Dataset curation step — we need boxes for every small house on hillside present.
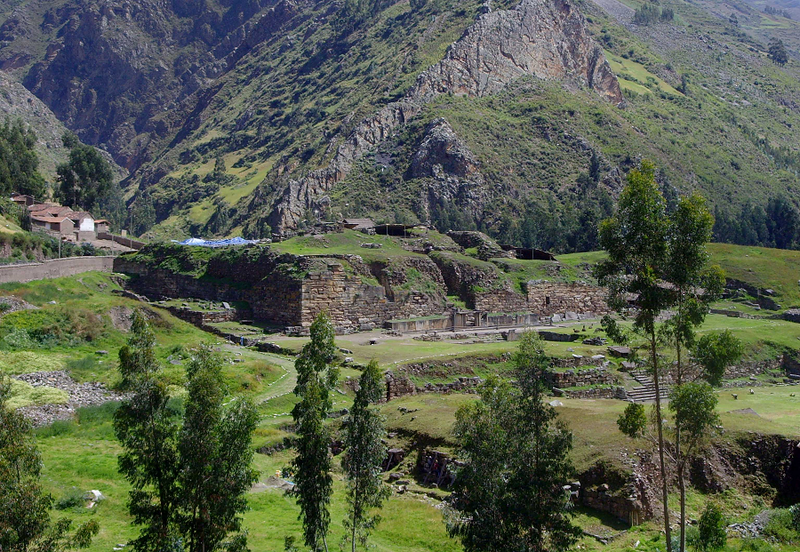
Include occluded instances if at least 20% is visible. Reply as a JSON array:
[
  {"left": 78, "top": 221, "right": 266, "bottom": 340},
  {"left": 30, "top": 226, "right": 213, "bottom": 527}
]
[
  {"left": 67, "top": 212, "right": 95, "bottom": 240},
  {"left": 10, "top": 193, "right": 35, "bottom": 207},
  {"left": 30, "top": 214, "right": 74, "bottom": 237}
]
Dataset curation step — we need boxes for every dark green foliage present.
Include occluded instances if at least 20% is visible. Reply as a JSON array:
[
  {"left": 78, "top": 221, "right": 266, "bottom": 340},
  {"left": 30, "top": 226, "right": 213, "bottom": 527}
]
[
  {"left": 342, "top": 360, "right": 390, "bottom": 552},
  {"left": 178, "top": 346, "right": 259, "bottom": 552},
  {"left": 114, "top": 312, "right": 182, "bottom": 552},
  {"left": 617, "top": 402, "right": 647, "bottom": 438},
  {"left": 54, "top": 487, "right": 86, "bottom": 511},
  {"left": 292, "top": 312, "right": 339, "bottom": 552},
  {"left": 597, "top": 160, "right": 674, "bottom": 551},
  {"left": 669, "top": 382, "right": 720, "bottom": 452},
  {"left": 447, "top": 332, "right": 580, "bottom": 552},
  {"left": 768, "top": 38, "right": 788, "bottom": 66},
  {"left": 633, "top": 2, "right": 664, "bottom": 25},
  {"left": 764, "top": 507, "right": 800, "bottom": 543},
  {"left": 0, "top": 119, "right": 47, "bottom": 199},
  {"left": 716, "top": 197, "right": 800, "bottom": 250},
  {"left": 601, "top": 314, "right": 629, "bottom": 345},
  {"left": 0, "top": 378, "right": 52, "bottom": 552},
  {"left": 55, "top": 132, "right": 115, "bottom": 213},
  {"left": 693, "top": 330, "right": 744, "bottom": 386},
  {"left": 695, "top": 503, "right": 726, "bottom": 551},
  {"left": 115, "top": 314, "right": 258, "bottom": 552}
]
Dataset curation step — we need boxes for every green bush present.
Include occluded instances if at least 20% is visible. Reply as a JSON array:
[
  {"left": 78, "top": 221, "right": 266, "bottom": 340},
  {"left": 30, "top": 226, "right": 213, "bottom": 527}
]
[
  {"left": 696, "top": 502, "right": 726, "bottom": 550},
  {"left": 55, "top": 487, "right": 85, "bottom": 511},
  {"left": 764, "top": 508, "right": 800, "bottom": 543}
]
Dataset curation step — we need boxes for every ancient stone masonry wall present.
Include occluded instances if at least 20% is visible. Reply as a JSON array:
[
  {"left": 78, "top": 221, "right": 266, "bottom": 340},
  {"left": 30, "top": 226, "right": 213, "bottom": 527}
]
[
  {"left": 548, "top": 366, "right": 618, "bottom": 388},
  {"left": 300, "top": 259, "right": 445, "bottom": 331},
  {"left": 113, "top": 256, "right": 304, "bottom": 326},
  {"left": 724, "top": 358, "right": 783, "bottom": 380}
]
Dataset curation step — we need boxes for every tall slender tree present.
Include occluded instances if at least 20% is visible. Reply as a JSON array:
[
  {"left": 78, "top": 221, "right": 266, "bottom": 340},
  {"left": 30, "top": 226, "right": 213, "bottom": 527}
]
[
  {"left": 292, "top": 313, "right": 339, "bottom": 552},
  {"left": 661, "top": 192, "right": 723, "bottom": 552},
  {"left": 115, "top": 314, "right": 258, "bottom": 552},
  {"left": 178, "top": 346, "right": 259, "bottom": 552},
  {"left": 341, "top": 360, "right": 390, "bottom": 552},
  {"left": 1, "top": 377, "right": 99, "bottom": 552},
  {"left": 114, "top": 312, "right": 182, "bottom": 552},
  {"left": 597, "top": 161, "right": 675, "bottom": 552}
]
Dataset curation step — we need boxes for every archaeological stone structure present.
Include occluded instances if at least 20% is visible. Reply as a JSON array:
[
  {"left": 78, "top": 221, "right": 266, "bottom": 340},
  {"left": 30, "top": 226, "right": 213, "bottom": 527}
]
[{"left": 113, "top": 239, "right": 609, "bottom": 333}]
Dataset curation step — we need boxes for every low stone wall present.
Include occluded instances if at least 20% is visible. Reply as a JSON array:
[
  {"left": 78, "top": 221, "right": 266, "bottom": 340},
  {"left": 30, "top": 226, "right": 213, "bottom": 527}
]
[
  {"left": 0, "top": 256, "right": 114, "bottom": 283},
  {"left": 97, "top": 232, "right": 145, "bottom": 250},
  {"left": 551, "top": 356, "right": 607, "bottom": 369},
  {"left": 386, "top": 316, "right": 450, "bottom": 332},
  {"left": 548, "top": 367, "right": 617, "bottom": 388},
  {"left": 724, "top": 358, "right": 783, "bottom": 380},
  {"left": 166, "top": 306, "right": 244, "bottom": 326},
  {"left": 561, "top": 386, "right": 627, "bottom": 400},
  {"left": 384, "top": 370, "right": 482, "bottom": 401}
]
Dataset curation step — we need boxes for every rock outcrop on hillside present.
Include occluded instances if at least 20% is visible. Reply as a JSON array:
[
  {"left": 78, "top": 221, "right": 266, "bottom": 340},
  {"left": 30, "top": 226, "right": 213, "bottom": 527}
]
[
  {"left": 413, "top": 0, "right": 623, "bottom": 103},
  {"left": 261, "top": 0, "right": 622, "bottom": 233}
]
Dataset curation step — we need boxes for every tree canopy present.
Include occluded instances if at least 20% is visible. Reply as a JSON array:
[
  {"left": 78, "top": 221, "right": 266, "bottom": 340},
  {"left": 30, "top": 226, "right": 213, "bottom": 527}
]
[{"left": 0, "top": 119, "right": 47, "bottom": 199}]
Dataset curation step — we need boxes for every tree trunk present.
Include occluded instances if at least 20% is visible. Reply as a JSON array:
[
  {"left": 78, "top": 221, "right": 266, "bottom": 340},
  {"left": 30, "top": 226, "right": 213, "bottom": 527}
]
[
  {"left": 679, "top": 462, "right": 686, "bottom": 552},
  {"left": 651, "top": 328, "right": 672, "bottom": 552}
]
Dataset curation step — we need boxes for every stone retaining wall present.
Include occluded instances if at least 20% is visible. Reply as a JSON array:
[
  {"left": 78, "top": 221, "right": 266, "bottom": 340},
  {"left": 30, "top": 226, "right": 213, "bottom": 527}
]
[
  {"left": 562, "top": 386, "right": 627, "bottom": 400},
  {"left": 548, "top": 367, "right": 618, "bottom": 388},
  {"left": 0, "top": 256, "right": 114, "bottom": 283},
  {"left": 724, "top": 358, "right": 783, "bottom": 379}
]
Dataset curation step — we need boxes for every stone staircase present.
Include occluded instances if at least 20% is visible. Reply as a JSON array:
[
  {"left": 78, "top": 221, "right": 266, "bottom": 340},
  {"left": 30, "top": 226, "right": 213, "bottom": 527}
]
[{"left": 625, "top": 370, "right": 670, "bottom": 403}]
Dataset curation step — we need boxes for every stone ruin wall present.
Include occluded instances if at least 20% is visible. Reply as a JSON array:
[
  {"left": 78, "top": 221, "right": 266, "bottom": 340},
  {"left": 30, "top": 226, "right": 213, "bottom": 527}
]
[
  {"left": 113, "top": 257, "right": 303, "bottom": 326},
  {"left": 115, "top": 252, "right": 609, "bottom": 332},
  {"left": 300, "top": 260, "right": 444, "bottom": 331},
  {"left": 472, "top": 281, "right": 608, "bottom": 320}
]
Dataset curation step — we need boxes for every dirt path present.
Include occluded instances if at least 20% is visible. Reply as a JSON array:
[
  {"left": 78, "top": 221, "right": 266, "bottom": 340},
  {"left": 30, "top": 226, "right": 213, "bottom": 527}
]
[
  {"left": 252, "top": 352, "right": 297, "bottom": 405},
  {"left": 589, "top": 0, "right": 634, "bottom": 24}
]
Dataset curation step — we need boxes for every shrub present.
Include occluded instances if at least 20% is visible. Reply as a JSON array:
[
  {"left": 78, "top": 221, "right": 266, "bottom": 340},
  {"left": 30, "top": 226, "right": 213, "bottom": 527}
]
[
  {"left": 55, "top": 487, "right": 85, "bottom": 511},
  {"left": 697, "top": 502, "right": 726, "bottom": 550},
  {"left": 765, "top": 508, "right": 800, "bottom": 543}
]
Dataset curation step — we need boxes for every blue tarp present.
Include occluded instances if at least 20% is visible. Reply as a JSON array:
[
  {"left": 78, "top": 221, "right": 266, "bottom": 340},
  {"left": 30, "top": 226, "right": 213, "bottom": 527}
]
[{"left": 173, "top": 237, "right": 259, "bottom": 248}]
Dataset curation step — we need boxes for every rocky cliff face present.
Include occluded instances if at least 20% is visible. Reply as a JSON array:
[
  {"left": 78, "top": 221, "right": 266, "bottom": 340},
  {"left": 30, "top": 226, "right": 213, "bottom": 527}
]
[
  {"left": 2, "top": 0, "right": 301, "bottom": 170},
  {"left": 257, "top": 0, "right": 621, "bottom": 233},
  {"left": 413, "top": 0, "right": 622, "bottom": 103}
]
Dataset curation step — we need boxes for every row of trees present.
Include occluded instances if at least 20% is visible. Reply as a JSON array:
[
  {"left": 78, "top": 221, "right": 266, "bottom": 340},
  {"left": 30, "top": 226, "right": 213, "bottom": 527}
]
[
  {"left": 713, "top": 196, "right": 800, "bottom": 250},
  {"left": 289, "top": 314, "right": 390, "bottom": 552}
]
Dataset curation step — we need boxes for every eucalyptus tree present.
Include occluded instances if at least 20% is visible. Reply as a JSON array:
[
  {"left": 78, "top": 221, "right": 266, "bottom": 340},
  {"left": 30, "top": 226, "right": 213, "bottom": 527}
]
[
  {"left": 341, "top": 360, "right": 389, "bottom": 552},
  {"left": 597, "top": 161, "right": 675, "bottom": 551},
  {"left": 292, "top": 313, "right": 339, "bottom": 552}
]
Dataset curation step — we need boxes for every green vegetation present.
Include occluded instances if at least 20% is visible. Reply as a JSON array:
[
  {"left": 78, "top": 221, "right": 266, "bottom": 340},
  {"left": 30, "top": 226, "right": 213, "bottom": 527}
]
[
  {"left": 0, "top": 378, "right": 100, "bottom": 552},
  {"left": 0, "top": 118, "right": 47, "bottom": 199}
]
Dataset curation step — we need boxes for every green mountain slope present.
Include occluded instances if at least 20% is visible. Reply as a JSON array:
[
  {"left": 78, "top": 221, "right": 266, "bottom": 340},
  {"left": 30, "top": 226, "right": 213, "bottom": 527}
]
[{"left": 0, "top": 0, "right": 799, "bottom": 246}]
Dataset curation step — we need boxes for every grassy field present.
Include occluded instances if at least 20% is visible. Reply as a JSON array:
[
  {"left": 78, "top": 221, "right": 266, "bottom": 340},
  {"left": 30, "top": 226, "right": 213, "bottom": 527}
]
[{"left": 708, "top": 243, "right": 800, "bottom": 309}]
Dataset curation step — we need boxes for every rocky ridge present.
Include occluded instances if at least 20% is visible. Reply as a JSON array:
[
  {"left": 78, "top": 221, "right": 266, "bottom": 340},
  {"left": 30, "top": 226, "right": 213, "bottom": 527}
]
[{"left": 262, "top": 0, "right": 622, "bottom": 233}]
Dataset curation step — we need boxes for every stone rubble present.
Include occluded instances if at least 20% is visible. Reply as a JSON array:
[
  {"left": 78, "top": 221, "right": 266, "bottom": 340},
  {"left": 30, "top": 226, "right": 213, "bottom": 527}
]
[{"left": 13, "top": 371, "right": 126, "bottom": 427}]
